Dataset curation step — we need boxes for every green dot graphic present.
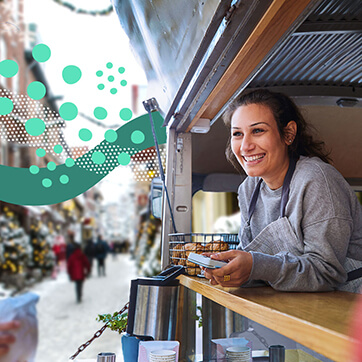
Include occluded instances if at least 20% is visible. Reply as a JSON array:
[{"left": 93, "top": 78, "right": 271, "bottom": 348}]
[
  {"left": 92, "top": 151, "right": 106, "bottom": 165},
  {"left": 47, "top": 161, "right": 56, "bottom": 171},
  {"left": 106, "top": 62, "right": 113, "bottom": 69},
  {"left": 59, "top": 102, "right": 78, "bottom": 121},
  {"left": 110, "top": 88, "right": 117, "bottom": 95},
  {"left": 0, "top": 97, "right": 14, "bottom": 115},
  {"left": 105, "top": 129, "right": 118, "bottom": 143},
  {"left": 79, "top": 128, "right": 92, "bottom": 141},
  {"left": 131, "top": 130, "right": 145, "bottom": 144},
  {"left": 32, "top": 44, "right": 51, "bottom": 62},
  {"left": 42, "top": 178, "right": 52, "bottom": 188},
  {"left": 25, "top": 118, "right": 45, "bottom": 136},
  {"left": 96, "top": 70, "right": 103, "bottom": 77},
  {"left": 118, "top": 67, "right": 125, "bottom": 74},
  {"left": 98, "top": 84, "right": 105, "bottom": 90},
  {"left": 120, "top": 80, "right": 127, "bottom": 87},
  {"left": 29, "top": 165, "right": 39, "bottom": 175},
  {"left": 0, "top": 112, "right": 167, "bottom": 205},
  {"left": 108, "top": 75, "right": 114, "bottom": 82},
  {"left": 36, "top": 148, "right": 46, "bottom": 157},
  {"left": 59, "top": 175, "right": 69, "bottom": 184},
  {"left": 0, "top": 59, "right": 19, "bottom": 78},
  {"left": 118, "top": 152, "right": 131, "bottom": 166},
  {"left": 94, "top": 107, "right": 107, "bottom": 120},
  {"left": 65, "top": 158, "right": 75, "bottom": 167},
  {"left": 54, "top": 144, "right": 63, "bottom": 154},
  {"left": 27, "top": 81, "right": 46, "bottom": 100},
  {"left": 62, "top": 65, "right": 82, "bottom": 84},
  {"left": 119, "top": 108, "right": 132, "bottom": 121}
]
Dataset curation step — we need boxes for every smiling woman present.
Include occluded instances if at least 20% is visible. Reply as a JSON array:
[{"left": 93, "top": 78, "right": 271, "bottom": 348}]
[
  {"left": 223, "top": 89, "right": 331, "bottom": 174},
  {"left": 203, "top": 89, "right": 362, "bottom": 294},
  {"left": 229, "top": 103, "right": 295, "bottom": 190}
]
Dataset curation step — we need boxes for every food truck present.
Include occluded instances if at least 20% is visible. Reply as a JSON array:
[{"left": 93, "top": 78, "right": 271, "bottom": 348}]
[{"left": 112, "top": 0, "right": 362, "bottom": 361}]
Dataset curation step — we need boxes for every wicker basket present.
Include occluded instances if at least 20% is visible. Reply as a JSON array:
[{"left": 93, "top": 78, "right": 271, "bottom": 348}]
[{"left": 168, "top": 233, "right": 239, "bottom": 276}]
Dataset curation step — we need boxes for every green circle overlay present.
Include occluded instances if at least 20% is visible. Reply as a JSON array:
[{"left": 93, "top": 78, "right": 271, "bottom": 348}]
[
  {"left": 36, "top": 148, "right": 46, "bottom": 157},
  {"left": 0, "top": 97, "right": 14, "bottom": 115},
  {"left": 96, "top": 70, "right": 103, "bottom": 77},
  {"left": 47, "top": 162, "right": 56, "bottom": 171},
  {"left": 79, "top": 128, "right": 92, "bottom": 142},
  {"left": 29, "top": 165, "right": 39, "bottom": 175},
  {"left": 120, "top": 80, "right": 127, "bottom": 87},
  {"left": 27, "top": 81, "right": 46, "bottom": 100},
  {"left": 59, "top": 175, "right": 69, "bottom": 184},
  {"left": 131, "top": 130, "right": 145, "bottom": 144},
  {"left": 32, "top": 44, "right": 51, "bottom": 62},
  {"left": 106, "top": 62, "right": 113, "bottom": 69},
  {"left": 54, "top": 144, "right": 63, "bottom": 154},
  {"left": 119, "top": 108, "right": 132, "bottom": 121},
  {"left": 65, "top": 158, "right": 75, "bottom": 167},
  {"left": 98, "top": 84, "right": 105, "bottom": 90},
  {"left": 118, "top": 67, "right": 125, "bottom": 74},
  {"left": 62, "top": 65, "right": 82, "bottom": 84},
  {"left": 105, "top": 129, "right": 118, "bottom": 143},
  {"left": 118, "top": 152, "right": 131, "bottom": 166},
  {"left": 42, "top": 178, "right": 52, "bottom": 188},
  {"left": 94, "top": 107, "right": 107, "bottom": 120},
  {"left": 92, "top": 151, "right": 106, "bottom": 165},
  {"left": 0, "top": 60, "right": 19, "bottom": 78},
  {"left": 25, "top": 118, "right": 45, "bottom": 136},
  {"left": 110, "top": 88, "right": 117, "bottom": 95},
  {"left": 59, "top": 102, "right": 78, "bottom": 121}
]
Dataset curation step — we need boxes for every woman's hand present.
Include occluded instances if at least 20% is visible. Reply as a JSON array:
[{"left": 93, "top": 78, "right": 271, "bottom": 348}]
[
  {"left": 0, "top": 320, "right": 20, "bottom": 356},
  {"left": 203, "top": 250, "right": 253, "bottom": 287}
]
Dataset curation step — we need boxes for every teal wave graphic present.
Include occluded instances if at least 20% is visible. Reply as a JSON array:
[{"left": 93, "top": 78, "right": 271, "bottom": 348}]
[{"left": 0, "top": 112, "right": 166, "bottom": 205}]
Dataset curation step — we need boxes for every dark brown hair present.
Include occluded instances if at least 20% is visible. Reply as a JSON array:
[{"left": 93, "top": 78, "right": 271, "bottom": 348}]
[{"left": 223, "top": 89, "right": 331, "bottom": 171}]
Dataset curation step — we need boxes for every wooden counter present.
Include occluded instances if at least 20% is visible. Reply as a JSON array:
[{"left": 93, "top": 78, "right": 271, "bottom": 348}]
[{"left": 178, "top": 275, "right": 358, "bottom": 362}]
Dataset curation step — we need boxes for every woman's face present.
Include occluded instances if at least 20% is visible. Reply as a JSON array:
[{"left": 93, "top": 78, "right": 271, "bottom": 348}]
[{"left": 230, "top": 103, "right": 290, "bottom": 189}]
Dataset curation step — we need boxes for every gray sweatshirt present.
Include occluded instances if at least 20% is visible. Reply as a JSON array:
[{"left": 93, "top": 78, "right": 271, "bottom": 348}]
[{"left": 237, "top": 156, "right": 362, "bottom": 293}]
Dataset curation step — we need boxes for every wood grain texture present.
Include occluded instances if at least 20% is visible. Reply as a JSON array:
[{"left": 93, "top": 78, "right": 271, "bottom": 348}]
[
  {"left": 178, "top": 275, "right": 358, "bottom": 362},
  {"left": 186, "top": 0, "right": 316, "bottom": 132},
  {"left": 175, "top": 284, "right": 185, "bottom": 342}
]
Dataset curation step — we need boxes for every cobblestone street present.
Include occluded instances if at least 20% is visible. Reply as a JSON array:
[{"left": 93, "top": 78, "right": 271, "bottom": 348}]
[{"left": 31, "top": 254, "right": 137, "bottom": 362}]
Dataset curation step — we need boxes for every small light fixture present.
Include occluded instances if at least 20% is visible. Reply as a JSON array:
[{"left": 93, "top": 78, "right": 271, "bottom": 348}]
[
  {"left": 190, "top": 118, "right": 211, "bottom": 134},
  {"left": 336, "top": 98, "right": 358, "bottom": 108}
]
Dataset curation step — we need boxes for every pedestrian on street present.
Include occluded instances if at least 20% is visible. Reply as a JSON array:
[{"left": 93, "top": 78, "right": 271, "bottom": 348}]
[
  {"left": 83, "top": 238, "right": 96, "bottom": 276},
  {"left": 57, "top": 235, "right": 67, "bottom": 264},
  {"left": 94, "top": 234, "right": 109, "bottom": 277},
  {"left": 66, "top": 230, "right": 76, "bottom": 260},
  {"left": 52, "top": 234, "right": 67, "bottom": 278},
  {"left": 109, "top": 241, "right": 117, "bottom": 260},
  {"left": 67, "top": 241, "right": 90, "bottom": 303}
]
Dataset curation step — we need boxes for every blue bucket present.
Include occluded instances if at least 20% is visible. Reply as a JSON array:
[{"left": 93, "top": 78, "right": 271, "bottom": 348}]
[{"left": 121, "top": 333, "right": 141, "bottom": 362}]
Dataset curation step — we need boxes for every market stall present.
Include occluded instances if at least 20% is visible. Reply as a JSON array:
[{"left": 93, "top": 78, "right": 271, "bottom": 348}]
[{"left": 112, "top": 0, "right": 362, "bottom": 361}]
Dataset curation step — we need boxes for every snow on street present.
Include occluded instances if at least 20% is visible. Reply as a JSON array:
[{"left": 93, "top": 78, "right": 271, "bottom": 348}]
[{"left": 31, "top": 254, "right": 137, "bottom": 361}]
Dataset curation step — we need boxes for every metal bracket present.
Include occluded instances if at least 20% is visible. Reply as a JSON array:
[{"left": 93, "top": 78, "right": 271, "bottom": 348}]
[{"left": 143, "top": 97, "right": 160, "bottom": 113}]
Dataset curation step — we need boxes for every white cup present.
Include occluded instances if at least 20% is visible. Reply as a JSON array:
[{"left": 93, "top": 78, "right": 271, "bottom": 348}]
[
  {"left": 149, "top": 349, "right": 176, "bottom": 362},
  {"left": 226, "top": 346, "right": 251, "bottom": 361}
]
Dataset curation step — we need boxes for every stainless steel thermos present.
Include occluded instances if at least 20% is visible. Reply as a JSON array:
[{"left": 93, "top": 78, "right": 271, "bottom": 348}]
[{"left": 126, "top": 265, "right": 184, "bottom": 340}]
